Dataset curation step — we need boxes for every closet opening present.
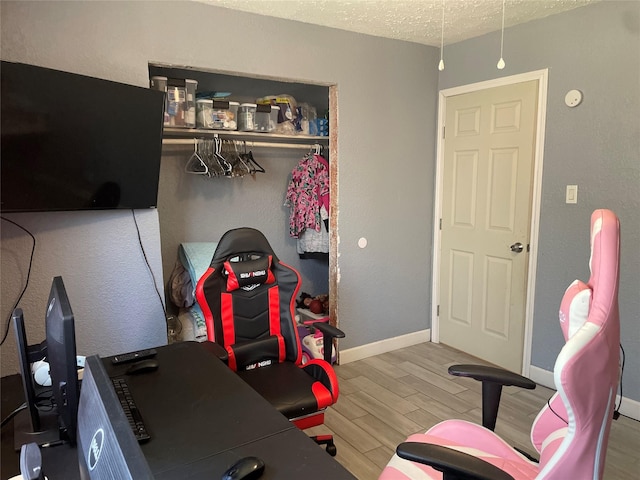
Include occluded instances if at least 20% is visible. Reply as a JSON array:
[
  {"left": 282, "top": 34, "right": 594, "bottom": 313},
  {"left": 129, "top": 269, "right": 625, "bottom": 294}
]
[{"left": 149, "top": 63, "right": 339, "bottom": 354}]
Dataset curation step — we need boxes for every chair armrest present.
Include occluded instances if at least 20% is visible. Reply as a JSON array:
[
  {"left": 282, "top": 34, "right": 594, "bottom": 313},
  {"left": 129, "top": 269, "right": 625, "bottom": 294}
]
[
  {"left": 396, "top": 442, "right": 515, "bottom": 480},
  {"left": 448, "top": 364, "right": 536, "bottom": 389},
  {"left": 203, "top": 341, "right": 229, "bottom": 363},
  {"left": 311, "top": 321, "right": 345, "bottom": 339},
  {"left": 310, "top": 321, "right": 345, "bottom": 364},
  {"left": 448, "top": 364, "right": 536, "bottom": 431}
]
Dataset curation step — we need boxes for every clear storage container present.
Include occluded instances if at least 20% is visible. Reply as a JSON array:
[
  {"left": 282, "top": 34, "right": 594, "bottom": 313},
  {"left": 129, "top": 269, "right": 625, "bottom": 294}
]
[
  {"left": 196, "top": 100, "right": 239, "bottom": 130},
  {"left": 237, "top": 103, "right": 257, "bottom": 132},
  {"left": 255, "top": 105, "right": 280, "bottom": 133},
  {"left": 165, "top": 84, "right": 186, "bottom": 127},
  {"left": 150, "top": 76, "right": 169, "bottom": 125},
  {"left": 184, "top": 79, "right": 197, "bottom": 128},
  {"left": 157, "top": 78, "right": 197, "bottom": 128}
]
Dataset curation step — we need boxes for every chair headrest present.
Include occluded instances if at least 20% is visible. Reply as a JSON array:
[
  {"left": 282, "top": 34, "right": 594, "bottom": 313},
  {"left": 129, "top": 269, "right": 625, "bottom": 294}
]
[
  {"left": 212, "top": 228, "right": 279, "bottom": 264},
  {"left": 558, "top": 209, "right": 619, "bottom": 341},
  {"left": 586, "top": 209, "right": 620, "bottom": 328}
]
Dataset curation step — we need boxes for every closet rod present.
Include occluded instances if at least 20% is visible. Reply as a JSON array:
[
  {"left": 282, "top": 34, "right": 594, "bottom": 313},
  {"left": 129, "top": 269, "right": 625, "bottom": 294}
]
[{"left": 162, "top": 138, "right": 320, "bottom": 150}]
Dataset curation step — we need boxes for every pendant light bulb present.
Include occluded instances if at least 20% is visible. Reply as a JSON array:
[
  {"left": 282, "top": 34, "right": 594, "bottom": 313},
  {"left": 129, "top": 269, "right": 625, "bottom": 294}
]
[
  {"left": 497, "top": 0, "right": 506, "bottom": 70},
  {"left": 438, "top": 0, "right": 445, "bottom": 71}
]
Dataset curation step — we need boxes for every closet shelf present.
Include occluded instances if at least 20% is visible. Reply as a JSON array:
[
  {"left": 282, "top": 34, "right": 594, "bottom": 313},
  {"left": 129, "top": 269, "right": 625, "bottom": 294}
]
[{"left": 163, "top": 127, "right": 329, "bottom": 145}]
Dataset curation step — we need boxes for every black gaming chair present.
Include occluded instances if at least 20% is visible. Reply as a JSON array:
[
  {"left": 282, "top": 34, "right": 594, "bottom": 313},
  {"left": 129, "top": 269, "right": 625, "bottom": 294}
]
[{"left": 195, "top": 227, "right": 344, "bottom": 455}]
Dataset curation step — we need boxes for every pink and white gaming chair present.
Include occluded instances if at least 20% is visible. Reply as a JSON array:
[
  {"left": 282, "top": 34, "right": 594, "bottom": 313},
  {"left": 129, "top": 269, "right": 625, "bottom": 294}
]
[{"left": 380, "top": 209, "right": 621, "bottom": 480}]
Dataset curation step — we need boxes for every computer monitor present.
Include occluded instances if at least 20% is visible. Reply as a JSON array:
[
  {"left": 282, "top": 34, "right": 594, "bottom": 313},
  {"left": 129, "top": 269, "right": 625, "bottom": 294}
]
[
  {"left": 46, "top": 276, "right": 80, "bottom": 444},
  {"left": 77, "top": 356, "right": 153, "bottom": 479},
  {"left": 12, "top": 276, "right": 80, "bottom": 448},
  {"left": 12, "top": 309, "right": 57, "bottom": 448}
]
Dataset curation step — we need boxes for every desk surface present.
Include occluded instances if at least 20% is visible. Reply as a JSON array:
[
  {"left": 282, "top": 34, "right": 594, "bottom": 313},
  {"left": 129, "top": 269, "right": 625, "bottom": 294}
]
[{"left": 2, "top": 341, "right": 355, "bottom": 480}]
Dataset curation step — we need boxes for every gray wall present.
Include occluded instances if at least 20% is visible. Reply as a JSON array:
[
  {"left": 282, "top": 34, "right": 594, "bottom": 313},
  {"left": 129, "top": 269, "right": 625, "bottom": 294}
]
[
  {"left": 0, "top": 210, "right": 167, "bottom": 371},
  {"left": 439, "top": 1, "right": 640, "bottom": 402},
  {"left": 0, "top": 1, "right": 437, "bottom": 372},
  {"left": 158, "top": 145, "right": 330, "bottom": 301}
]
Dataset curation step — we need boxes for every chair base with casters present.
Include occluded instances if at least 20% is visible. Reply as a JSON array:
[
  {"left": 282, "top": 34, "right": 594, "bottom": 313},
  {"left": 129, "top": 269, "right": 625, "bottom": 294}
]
[
  {"left": 235, "top": 356, "right": 341, "bottom": 455},
  {"left": 380, "top": 209, "right": 621, "bottom": 480},
  {"left": 195, "top": 227, "right": 345, "bottom": 456}
]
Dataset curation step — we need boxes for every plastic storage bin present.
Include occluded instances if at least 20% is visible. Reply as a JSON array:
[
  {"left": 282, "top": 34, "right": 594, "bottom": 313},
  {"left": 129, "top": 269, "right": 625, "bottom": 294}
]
[
  {"left": 184, "top": 79, "right": 197, "bottom": 128},
  {"left": 196, "top": 100, "right": 239, "bottom": 130},
  {"left": 156, "top": 78, "right": 198, "bottom": 128},
  {"left": 237, "top": 103, "right": 257, "bottom": 132},
  {"left": 255, "top": 105, "right": 280, "bottom": 133},
  {"left": 150, "top": 76, "right": 170, "bottom": 125},
  {"left": 165, "top": 83, "right": 186, "bottom": 127}
]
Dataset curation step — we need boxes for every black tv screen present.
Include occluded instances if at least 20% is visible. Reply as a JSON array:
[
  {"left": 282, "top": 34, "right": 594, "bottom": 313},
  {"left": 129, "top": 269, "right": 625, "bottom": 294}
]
[{"left": 1, "top": 61, "right": 165, "bottom": 212}]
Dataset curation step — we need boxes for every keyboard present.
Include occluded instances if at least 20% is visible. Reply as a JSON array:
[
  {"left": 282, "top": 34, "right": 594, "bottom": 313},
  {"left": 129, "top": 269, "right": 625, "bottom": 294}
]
[{"left": 111, "top": 376, "right": 151, "bottom": 443}]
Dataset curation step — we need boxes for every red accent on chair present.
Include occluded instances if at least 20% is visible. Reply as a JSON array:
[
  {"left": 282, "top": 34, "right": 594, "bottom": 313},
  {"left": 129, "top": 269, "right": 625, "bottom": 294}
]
[
  {"left": 196, "top": 267, "right": 217, "bottom": 342},
  {"left": 303, "top": 359, "right": 340, "bottom": 405},
  {"left": 226, "top": 346, "right": 237, "bottom": 372},
  {"left": 293, "top": 412, "right": 325, "bottom": 430},
  {"left": 266, "top": 255, "right": 276, "bottom": 284},
  {"left": 221, "top": 293, "right": 235, "bottom": 350},
  {"left": 267, "top": 287, "right": 286, "bottom": 363},
  {"left": 311, "top": 381, "right": 334, "bottom": 409}
]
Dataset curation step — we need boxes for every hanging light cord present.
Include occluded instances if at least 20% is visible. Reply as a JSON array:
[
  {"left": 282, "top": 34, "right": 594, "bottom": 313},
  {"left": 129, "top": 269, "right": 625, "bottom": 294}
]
[
  {"left": 500, "top": 0, "right": 506, "bottom": 57},
  {"left": 440, "top": 0, "right": 445, "bottom": 59},
  {"left": 497, "top": 0, "right": 506, "bottom": 69},
  {"left": 438, "top": 0, "right": 445, "bottom": 70}
]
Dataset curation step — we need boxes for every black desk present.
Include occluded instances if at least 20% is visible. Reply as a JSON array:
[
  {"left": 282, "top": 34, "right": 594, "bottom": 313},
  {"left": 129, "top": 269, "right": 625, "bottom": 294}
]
[{"left": 2, "top": 341, "right": 355, "bottom": 480}]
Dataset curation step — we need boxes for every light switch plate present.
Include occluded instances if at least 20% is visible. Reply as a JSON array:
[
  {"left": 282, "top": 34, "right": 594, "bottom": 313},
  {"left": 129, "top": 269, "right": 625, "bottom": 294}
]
[{"left": 566, "top": 185, "right": 578, "bottom": 204}]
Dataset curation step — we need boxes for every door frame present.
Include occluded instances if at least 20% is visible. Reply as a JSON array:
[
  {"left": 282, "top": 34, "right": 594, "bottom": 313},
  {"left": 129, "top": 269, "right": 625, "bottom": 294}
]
[{"left": 431, "top": 69, "right": 548, "bottom": 377}]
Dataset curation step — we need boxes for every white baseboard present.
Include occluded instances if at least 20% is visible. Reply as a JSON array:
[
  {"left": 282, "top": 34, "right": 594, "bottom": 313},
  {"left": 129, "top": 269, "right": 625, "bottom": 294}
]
[
  {"left": 530, "top": 366, "right": 639, "bottom": 421},
  {"left": 339, "top": 329, "right": 430, "bottom": 364},
  {"left": 529, "top": 365, "right": 555, "bottom": 389}
]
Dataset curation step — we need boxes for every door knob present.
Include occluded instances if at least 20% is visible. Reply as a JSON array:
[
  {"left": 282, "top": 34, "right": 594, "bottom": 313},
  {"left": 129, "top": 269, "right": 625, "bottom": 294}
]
[{"left": 510, "top": 242, "right": 524, "bottom": 253}]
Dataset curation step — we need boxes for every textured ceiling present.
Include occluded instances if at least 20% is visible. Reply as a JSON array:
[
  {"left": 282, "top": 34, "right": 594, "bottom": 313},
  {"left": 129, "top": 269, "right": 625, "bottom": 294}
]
[{"left": 202, "top": 0, "right": 599, "bottom": 46}]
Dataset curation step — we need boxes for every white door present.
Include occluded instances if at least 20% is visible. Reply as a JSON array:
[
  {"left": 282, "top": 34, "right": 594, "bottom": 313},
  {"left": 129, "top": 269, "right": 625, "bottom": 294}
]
[{"left": 439, "top": 80, "right": 538, "bottom": 372}]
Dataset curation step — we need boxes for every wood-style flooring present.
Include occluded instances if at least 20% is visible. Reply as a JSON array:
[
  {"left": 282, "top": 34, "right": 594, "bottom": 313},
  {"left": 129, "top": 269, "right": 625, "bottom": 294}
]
[{"left": 306, "top": 342, "right": 640, "bottom": 479}]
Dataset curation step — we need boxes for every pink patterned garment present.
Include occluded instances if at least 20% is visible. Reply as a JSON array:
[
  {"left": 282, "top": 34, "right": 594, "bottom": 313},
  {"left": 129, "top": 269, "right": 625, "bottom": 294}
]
[{"left": 285, "top": 155, "right": 329, "bottom": 238}]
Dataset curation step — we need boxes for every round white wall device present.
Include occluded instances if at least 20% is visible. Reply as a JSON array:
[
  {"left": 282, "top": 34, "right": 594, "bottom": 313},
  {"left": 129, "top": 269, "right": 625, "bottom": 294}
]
[{"left": 565, "top": 89, "right": 583, "bottom": 107}]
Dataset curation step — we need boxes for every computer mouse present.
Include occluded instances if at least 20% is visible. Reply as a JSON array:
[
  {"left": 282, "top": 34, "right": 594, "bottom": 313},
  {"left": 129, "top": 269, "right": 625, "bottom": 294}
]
[
  {"left": 126, "top": 359, "right": 159, "bottom": 375},
  {"left": 221, "top": 456, "right": 265, "bottom": 480}
]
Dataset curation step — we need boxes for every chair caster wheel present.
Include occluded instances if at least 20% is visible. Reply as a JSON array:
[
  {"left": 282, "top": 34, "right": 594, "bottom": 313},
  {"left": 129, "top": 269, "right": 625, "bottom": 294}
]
[{"left": 326, "top": 444, "right": 337, "bottom": 456}]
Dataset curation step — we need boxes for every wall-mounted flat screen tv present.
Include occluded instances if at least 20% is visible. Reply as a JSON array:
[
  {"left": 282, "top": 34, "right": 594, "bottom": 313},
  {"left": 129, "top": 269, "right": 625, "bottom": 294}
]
[{"left": 1, "top": 61, "right": 165, "bottom": 213}]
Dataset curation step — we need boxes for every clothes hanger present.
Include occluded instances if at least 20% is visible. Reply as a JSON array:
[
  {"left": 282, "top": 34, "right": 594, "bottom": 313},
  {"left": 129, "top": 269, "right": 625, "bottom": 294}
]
[
  {"left": 240, "top": 141, "right": 265, "bottom": 174},
  {"left": 233, "top": 141, "right": 251, "bottom": 176},
  {"left": 184, "top": 139, "right": 209, "bottom": 175},
  {"left": 202, "top": 139, "right": 223, "bottom": 177},
  {"left": 247, "top": 150, "right": 265, "bottom": 173},
  {"left": 240, "top": 141, "right": 256, "bottom": 175},
  {"left": 225, "top": 139, "right": 250, "bottom": 177},
  {"left": 214, "top": 135, "right": 232, "bottom": 176}
]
